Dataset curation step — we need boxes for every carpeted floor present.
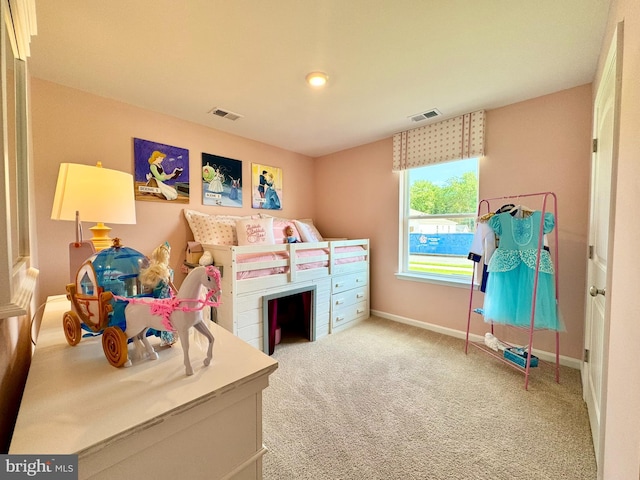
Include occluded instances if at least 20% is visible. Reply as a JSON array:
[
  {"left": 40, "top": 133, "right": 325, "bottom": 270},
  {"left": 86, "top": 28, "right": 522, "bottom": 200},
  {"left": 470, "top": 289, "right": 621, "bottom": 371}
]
[{"left": 262, "top": 316, "right": 596, "bottom": 480}]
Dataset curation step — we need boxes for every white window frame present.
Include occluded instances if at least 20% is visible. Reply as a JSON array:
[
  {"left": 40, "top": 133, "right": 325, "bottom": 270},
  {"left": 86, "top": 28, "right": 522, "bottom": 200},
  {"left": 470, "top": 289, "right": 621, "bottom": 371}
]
[
  {"left": 396, "top": 161, "right": 478, "bottom": 288},
  {"left": 0, "top": 0, "right": 36, "bottom": 319}
]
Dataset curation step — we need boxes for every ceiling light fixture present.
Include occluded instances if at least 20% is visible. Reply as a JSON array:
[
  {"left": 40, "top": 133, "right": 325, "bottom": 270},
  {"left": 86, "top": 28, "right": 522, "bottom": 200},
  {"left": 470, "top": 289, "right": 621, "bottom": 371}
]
[{"left": 306, "top": 71, "right": 328, "bottom": 87}]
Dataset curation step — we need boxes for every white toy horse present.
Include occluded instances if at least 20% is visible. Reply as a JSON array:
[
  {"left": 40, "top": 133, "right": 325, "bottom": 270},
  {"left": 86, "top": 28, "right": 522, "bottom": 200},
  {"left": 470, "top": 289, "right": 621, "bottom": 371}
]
[{"left": 123, "top": 265, "right": 221, "bottom": 376}]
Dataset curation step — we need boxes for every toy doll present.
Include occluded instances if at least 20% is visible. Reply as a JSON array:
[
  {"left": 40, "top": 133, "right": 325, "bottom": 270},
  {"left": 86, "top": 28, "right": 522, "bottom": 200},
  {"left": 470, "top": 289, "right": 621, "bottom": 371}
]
[
  {"left": 139, "top": 241, "right": 178, "bottom": 345},
  {"left": 284, "top": 225, "right": 299, "bottom": 243},
  {"left": 139, "top": 242, "right": 176, "bottom": 295}
]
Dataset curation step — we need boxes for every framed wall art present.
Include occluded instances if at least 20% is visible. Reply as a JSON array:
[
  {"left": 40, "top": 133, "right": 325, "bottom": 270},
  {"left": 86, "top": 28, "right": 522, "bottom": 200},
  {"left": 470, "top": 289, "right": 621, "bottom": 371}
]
[
  {"left": 133, "top": 138, "right": 189, "bottom": 203},
  {"left": 202, "top": 153, "right": 243, "bottom": 207},
  {"left": 251, "top": 164, "right": 282, "bottom": 210}
]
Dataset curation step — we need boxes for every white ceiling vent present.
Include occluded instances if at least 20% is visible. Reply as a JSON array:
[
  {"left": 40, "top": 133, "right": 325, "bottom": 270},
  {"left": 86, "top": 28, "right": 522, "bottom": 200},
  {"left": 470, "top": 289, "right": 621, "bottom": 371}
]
[
  {"left": 409, "top": 108, "right": 442, "bottom": 123},
  {"left": 209, "top": 107, "right": 243, "bottom": 121}
]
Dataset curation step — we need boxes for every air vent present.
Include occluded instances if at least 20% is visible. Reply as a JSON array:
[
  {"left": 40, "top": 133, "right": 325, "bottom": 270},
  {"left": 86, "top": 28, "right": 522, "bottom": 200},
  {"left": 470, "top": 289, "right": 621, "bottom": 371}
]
[
  {"left": 409, "top": 108, "right": 442, "bottom": 123},
  {"left": 209, "top": 107, "right": 243, "bottom": 121}
]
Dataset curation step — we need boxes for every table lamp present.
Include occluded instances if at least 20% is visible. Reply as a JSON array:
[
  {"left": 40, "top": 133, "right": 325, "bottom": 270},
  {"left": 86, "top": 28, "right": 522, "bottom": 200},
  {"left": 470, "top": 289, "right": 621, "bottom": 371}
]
[{"left": 51, "top": 162, "right": 137, "bottom": 281}]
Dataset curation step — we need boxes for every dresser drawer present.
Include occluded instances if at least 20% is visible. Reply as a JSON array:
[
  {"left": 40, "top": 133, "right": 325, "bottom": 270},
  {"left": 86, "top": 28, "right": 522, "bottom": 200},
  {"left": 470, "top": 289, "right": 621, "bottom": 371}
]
[
  {"left": 332, "top": 286, "right": 368, "bottom": 310},
  {"left": 332, "top": 272, "right": 368, "bottom": 294},
  {"left": 331, "top": 300, "right": 368, "bottom": 329}
]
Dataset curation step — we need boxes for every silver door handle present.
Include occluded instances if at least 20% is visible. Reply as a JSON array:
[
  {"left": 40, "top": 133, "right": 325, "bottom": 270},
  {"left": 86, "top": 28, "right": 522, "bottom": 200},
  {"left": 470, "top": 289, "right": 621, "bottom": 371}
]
[{"left": 589, "top": 286, "right": 606, "bottom": 297}]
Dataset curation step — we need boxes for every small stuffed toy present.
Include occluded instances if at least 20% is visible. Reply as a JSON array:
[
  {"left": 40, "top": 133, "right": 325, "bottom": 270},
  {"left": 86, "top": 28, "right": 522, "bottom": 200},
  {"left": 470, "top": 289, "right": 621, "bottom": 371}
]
[
  {"left": 284, "top": 225, "right": 299, "bottom": 243},
  {"left": 199, "top": 250, "right": 214, "bottom": 266}
]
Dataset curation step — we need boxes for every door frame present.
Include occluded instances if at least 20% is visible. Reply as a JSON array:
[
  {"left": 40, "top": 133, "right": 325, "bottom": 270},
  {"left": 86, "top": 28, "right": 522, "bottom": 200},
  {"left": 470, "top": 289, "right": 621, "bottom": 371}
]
[{"left": 583, "top": 21, "right": 623, "bottom": 476}]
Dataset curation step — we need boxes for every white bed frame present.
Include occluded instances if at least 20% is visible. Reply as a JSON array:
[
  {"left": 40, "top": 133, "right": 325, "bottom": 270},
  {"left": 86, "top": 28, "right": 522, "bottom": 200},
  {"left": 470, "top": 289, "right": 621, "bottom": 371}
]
[{"left": 201, "top": 239, "right": 370, "bottom": 353}]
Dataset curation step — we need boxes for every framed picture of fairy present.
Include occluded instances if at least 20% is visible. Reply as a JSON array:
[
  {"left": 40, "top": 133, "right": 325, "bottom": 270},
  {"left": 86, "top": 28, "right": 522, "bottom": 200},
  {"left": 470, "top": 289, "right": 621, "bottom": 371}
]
[
  {"left": 133, "top": 138, "right": 189, "bottom": 203},
  {"left": 202, "top": 153, "right": 243, "bottom": 207},
  {"left": 251, "top": 164, "right": 282, "bottom": 210}
]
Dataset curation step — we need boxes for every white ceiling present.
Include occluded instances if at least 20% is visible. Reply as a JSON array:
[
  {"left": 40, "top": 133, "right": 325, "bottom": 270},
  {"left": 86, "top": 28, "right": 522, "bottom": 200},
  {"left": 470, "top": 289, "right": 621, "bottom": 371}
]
[{"left": 28, "top": 0, "right": 611, "bottom": 158}]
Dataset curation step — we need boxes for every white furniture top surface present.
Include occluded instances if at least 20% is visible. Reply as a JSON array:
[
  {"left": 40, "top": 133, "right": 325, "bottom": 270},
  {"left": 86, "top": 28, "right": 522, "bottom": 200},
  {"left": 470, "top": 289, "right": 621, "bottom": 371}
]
[{"left": 10, "top": 295, "right": 278, "bottom": 455}]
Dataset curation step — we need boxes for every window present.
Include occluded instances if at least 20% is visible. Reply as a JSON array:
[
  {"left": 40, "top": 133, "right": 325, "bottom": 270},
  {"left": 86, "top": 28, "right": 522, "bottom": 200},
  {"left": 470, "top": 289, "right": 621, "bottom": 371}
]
[
  {"left": 0, "top": 1, "right": 37, "bottom": 318},
  {"left": 398, "top": 158, "right": 479, "bottom": 286}
]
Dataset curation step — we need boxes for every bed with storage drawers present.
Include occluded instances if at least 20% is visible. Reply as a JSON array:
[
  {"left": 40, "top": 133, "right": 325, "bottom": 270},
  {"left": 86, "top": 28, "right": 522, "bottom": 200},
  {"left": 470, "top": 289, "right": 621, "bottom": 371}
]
[{"left": 184, "top": 209, "right": 370, "bottom": 352}]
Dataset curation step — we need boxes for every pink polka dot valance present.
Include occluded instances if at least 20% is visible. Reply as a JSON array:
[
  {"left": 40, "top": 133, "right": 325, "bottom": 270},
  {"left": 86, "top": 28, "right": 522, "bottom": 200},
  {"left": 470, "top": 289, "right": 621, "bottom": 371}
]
[{"left": 392, "top": 110, "right": 485, "bottom": 171}]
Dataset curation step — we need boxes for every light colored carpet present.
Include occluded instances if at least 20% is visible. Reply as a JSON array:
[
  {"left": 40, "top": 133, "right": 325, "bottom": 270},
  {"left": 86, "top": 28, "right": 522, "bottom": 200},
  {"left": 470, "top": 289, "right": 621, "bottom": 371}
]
[{"left": 262, "top": 316, "right": 596, "bottom": 480}]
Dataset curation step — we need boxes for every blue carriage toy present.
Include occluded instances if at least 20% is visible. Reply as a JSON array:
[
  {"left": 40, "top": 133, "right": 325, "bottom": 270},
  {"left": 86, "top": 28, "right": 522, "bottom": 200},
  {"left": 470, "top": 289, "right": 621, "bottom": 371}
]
[{"left": 62, "top": 239, "right": 151, "bottom": 367}]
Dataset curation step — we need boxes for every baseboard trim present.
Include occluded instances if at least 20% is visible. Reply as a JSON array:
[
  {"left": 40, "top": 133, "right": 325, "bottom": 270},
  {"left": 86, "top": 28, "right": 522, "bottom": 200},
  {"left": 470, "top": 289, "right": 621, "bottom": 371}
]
[{"left": 370, "top": 309, "right": 582, "bottom": 370}]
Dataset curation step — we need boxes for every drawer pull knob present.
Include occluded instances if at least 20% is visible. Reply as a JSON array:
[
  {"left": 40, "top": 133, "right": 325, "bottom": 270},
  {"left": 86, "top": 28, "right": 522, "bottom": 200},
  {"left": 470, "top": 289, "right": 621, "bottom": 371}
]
[
  {"left": 335, "top": 300, "right": 344, "bottom": 305},
  {"left": 335, "top": 283, "right": 343, "bottom": 288},
  {"left": 356, "top": 294, "right": 364, "bottom": 298},
  {"left": 357, "top": 309, "right": 364, "bottom": 314},
  {"left": 336, "top": 316, "right": 345, "bottom": 322}
]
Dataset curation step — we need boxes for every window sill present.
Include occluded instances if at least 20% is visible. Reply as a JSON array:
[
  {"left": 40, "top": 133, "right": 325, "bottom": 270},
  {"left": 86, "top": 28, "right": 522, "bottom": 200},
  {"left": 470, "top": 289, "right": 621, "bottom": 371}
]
[{"left": 395, "top": 272, "right": 476, "bottom": 290}]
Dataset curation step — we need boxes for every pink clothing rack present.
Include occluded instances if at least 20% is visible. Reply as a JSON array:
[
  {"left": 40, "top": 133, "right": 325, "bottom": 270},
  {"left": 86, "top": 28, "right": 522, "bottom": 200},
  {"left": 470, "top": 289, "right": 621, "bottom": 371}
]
[{"left": 464, "top": 191, "right": 560, "bottom": 390}]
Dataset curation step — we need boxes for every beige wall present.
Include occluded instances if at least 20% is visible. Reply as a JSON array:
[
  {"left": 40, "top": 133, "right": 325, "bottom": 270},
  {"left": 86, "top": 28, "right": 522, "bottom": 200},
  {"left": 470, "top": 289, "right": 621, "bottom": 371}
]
[
  {"left": 31, "top": 78, "right": 316, "bottom": 304},
  {"left": 596, "top": 0, "right": 640, "bottom": 477},
  {"left": 314, "top": 84, "right": 593, "bottom": 361},
  {"left": 31, "top": 79, "right": 593, "bottom": 363}
]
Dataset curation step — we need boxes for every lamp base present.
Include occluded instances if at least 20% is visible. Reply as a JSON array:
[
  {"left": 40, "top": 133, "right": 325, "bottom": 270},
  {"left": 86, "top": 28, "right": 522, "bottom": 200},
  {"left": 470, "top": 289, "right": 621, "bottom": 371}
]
[{"left": 90, "top": 222, "right": 114, "bottom": 251}]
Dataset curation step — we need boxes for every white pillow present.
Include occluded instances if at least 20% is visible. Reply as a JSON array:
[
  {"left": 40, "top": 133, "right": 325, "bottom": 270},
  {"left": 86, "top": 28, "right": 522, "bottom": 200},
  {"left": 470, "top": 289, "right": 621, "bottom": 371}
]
[
  {"left": 235, "top": 217, "right": 275, "bottom": 246},
  {"left": 293, "top": 219, "right": 324, "bottom": 242},
  {"left": 184, "top": 209, "right": 240, "bottom": 245}
]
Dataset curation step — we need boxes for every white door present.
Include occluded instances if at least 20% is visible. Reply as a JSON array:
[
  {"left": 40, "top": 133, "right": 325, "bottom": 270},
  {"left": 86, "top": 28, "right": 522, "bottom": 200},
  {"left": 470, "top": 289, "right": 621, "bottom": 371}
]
[{"left": 582, "top": 25, "right": 621, "bottom": 470}]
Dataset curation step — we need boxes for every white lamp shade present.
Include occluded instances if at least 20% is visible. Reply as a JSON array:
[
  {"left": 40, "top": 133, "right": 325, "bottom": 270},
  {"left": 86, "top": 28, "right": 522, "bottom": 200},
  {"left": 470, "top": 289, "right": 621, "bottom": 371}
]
[{"left": 51, "top": 163, "right": 136, "bottom": 224}]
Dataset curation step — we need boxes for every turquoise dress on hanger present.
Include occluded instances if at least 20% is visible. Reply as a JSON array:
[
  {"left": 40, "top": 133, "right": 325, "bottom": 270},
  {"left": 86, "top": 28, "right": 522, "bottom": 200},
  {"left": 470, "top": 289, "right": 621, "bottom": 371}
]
[{"left": 483, "top": 210, "right": 563, "bottom": 330}]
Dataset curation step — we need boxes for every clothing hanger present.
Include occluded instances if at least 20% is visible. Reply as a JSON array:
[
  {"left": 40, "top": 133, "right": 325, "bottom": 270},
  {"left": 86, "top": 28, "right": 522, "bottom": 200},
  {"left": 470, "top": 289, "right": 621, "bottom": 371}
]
[
  {"left": 497, "top": 203, "right": 516, "bottom": 213},
  {"left": 478, "top": 203, "right": 518, "bottom": 222},
  {"left": 508, "top": 204, "right": 534, "bottom": 217}
]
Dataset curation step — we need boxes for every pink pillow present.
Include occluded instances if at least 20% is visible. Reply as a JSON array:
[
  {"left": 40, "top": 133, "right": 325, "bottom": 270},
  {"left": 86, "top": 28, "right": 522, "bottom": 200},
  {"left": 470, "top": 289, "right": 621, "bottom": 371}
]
[
  {"left": 273, "top": 218, "right": 301, "bottom": 244},
  {"left": 235, "top": 217, "right": 275, "bottom": 246}
]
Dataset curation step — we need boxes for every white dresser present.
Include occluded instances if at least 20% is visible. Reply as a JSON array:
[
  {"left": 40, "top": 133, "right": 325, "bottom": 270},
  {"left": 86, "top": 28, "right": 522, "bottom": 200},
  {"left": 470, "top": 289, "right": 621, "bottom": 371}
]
[
  {"left": 330, "top": 269, "right": 369, "bottom": 332},
  {"left": 10, "top": 295, "right": 278, "bottom": 480}
]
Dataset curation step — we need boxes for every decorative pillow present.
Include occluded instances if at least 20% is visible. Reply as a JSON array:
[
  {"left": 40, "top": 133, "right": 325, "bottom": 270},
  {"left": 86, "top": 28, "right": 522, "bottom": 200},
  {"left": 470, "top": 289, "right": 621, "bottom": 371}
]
[
  {"left": 294, "top": 219, "right": 324, "bottom": 243},
  {"left": 259, "top": 214, "right": 303, "bottom": 243},
  {"left": 235, "top": 217, "right": 275, "bottom": 246},
  {"left": 184, "top": 209, "right": 242, "bottom": 245},
  {"left": 272, "top": 218, "right": 301, "bottom": 244}
]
